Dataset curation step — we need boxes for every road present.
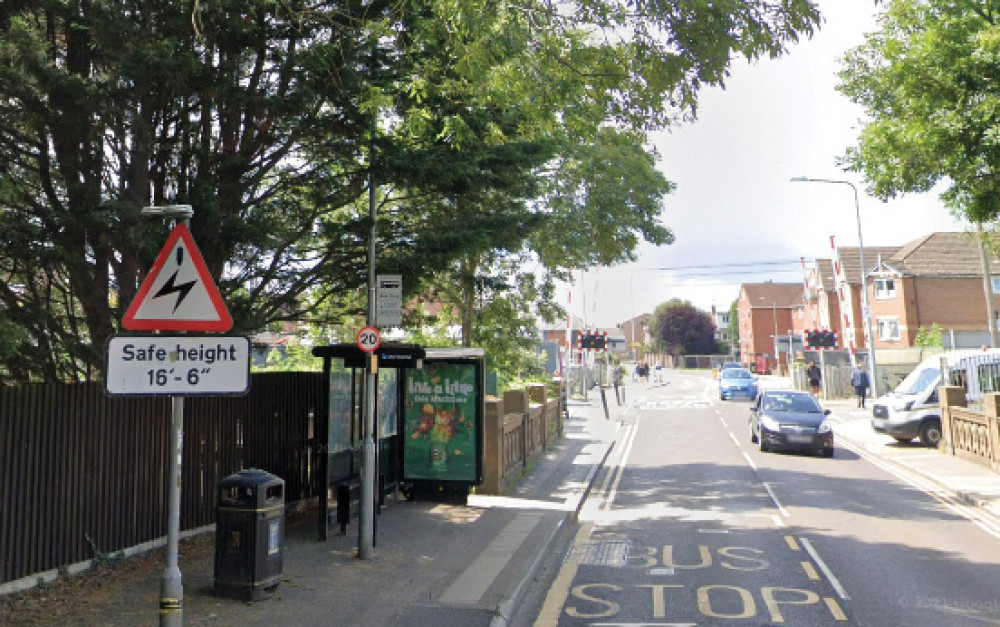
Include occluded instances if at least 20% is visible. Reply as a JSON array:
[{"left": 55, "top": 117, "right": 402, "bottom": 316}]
[{"left": 516, "top": 369, "right": 1000, "bottom": 626}]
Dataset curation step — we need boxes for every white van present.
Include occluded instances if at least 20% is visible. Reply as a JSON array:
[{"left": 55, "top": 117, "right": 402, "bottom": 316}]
[{"left": 870, "top": 349, "right": 1000, "bottom": 447}]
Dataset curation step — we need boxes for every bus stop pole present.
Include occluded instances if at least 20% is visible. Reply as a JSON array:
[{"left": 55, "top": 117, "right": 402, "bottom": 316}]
[{"left": 360, "top": 112, "right": 377, "bottom": 559}]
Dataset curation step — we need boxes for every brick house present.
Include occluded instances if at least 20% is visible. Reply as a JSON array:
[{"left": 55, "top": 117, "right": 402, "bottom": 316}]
[
  {"left": 865, "top": 232, "right": 1000, "bottom": 348},
  {"left": 736, "top": 283, "right": 805, "bottom": 375}
]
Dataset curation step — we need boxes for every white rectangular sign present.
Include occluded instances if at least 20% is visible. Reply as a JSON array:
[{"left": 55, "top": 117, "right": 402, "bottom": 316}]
[
  {"left": 376, "top": 274, "right": 403, "bottom": 327},
  {"left": 106, "top": 335, "right": 251, "bottom": 396}
]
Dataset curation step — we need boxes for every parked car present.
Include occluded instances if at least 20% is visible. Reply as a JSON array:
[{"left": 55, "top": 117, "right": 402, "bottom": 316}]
[
  {"left": 871, "top": 348, "right": 1000, "bottom": 447},
  {"left": 750, "top": 389, "right": 834, "bottom": 457},
  {"left": 712, "top": 362, "right": 741, "bottom": 379},
  {"left": 719, "top": 367, "right": 758, "bottom": 400}
]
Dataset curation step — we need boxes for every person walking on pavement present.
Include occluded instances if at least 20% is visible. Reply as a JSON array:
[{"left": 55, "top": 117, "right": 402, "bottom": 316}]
[
  {"left": 852, "top": 363, "right": 871, "bottom": 408},
  {"left": 807, "top": 361, "right": 822, "bottom": 397}
]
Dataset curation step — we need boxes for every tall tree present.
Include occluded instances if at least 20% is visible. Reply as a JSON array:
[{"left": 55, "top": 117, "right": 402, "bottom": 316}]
[
  {"left": 837, "top": 0, "right": 1000, "bottom": 221},
  {"left": 649, "top": 299, "right": 719, "bottom": 357},
  {"left": 0, "top": 0, "right": 821, "bottom": 382}
]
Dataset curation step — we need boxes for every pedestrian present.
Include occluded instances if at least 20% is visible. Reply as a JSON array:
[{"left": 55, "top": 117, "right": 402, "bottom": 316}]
[
  {"left": 852, "top": 363, "right": 871, "bottom": 408},
  {"left": 806, "top": 361, "right": 822, "bottom": 397}
]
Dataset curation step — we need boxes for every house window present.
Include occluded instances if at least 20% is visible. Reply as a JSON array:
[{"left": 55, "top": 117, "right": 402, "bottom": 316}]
[
  {"left": 992, "top": 277, "right": 1000, "bottom": 293},
  {"left": 874, "top": 278, "right": 896, "bottom": 299},
  {"left": 877, "top": 317, "right": 900, "bottom": 341}
]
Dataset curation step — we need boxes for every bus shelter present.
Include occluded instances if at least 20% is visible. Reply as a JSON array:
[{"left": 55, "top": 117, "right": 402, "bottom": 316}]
[{"left": 311, "top": 345, "right": 484, "bottom": 541}]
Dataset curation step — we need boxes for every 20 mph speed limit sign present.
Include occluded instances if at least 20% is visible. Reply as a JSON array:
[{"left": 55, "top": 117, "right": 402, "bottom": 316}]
[{"left": 357, "top": 326, "right": 381, "bottom": 353}]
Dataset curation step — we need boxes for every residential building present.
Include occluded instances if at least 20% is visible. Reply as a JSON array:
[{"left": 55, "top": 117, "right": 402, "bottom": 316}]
[
  {"left": 866, "top": 232, "right": 1000, "bottom": 348},
  {"left": 736, "top": 283, "right": 804, "bottom": 375}
]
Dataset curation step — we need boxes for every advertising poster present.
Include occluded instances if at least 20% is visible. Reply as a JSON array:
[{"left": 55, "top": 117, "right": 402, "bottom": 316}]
[{"left": 403, "top": 362, "right": 479, "bottom": 482}]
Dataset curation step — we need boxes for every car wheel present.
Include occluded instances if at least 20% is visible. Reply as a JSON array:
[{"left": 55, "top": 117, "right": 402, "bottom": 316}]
[
  {"left": 758, "top": 430, "right": 769, "bottom": 453},
  {"left": 750, "top": 426, "right": 758, "bottom": 444},
  {"left": 820, "top": 447, "right": 834, "bottom": 458},
  {"left": 919, "top": 420, "right": 943, "bottom": 448},
  {"left": 892, "top": 437, "right": 913, "bottom": 443}
]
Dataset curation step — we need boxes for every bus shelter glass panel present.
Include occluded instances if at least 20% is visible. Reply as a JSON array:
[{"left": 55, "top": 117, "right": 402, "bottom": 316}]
[
  {"left": 328, "top": 360, "right": 361, "bottom": 480},
  {"left": 403, "top": 361, "right": 480, "bottom": 482},
  {"left": 378, "top": 368, "right": 398, "bottom": 437}
]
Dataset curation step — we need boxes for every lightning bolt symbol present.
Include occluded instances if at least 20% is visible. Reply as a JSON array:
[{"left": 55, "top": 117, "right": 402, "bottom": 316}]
[{"left": 154, "top": 271, "right": 197, "bottom": 312}]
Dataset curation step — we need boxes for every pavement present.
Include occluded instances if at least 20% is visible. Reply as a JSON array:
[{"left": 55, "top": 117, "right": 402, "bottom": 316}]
[
  {"left": 13, "top": 376, "right": 1000, "bottom": 626},
  {"left": 14, "top": 385, "right": 621, "bottom": 627}
]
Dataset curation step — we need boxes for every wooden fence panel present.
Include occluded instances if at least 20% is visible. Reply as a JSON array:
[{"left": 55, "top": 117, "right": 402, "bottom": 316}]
[{"left": 0, "top": 373, "right": 322, "bottom": 587}]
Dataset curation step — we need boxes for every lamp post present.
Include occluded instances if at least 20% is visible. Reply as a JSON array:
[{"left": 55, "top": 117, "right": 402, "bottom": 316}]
[{"left": 791, "top": 177, "right": 880, "bottom": 397}]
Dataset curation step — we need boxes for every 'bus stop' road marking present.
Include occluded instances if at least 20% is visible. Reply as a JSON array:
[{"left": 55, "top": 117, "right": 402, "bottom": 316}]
[{"left": 438, "top": 511, "right": 545, "bottom": 605}]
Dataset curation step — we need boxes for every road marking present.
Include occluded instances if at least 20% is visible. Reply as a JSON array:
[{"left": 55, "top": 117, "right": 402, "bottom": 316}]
[
  {"left": 439, "top": 511, "right": 544, "bottom": 604},
  {"left": 801, "top": 561, "right": 821, "bottom": 580},
  {"left": 603, "top": 420, "right": 640, "bottom": 512},
  {"left": 762, "top": 482, "right": 789, "bottom": 518},
  {"left": 800, "top": 537, "right": 850, "bottom": 600},
  {"left": 533, "top": 523, "right": 593, "bottom": 626},
  {"left": 838, "top": 436, "right": 1000, "bottom": 539},
  {"left": 742, "top": 451, "right": 757, "bottom": 471},
  {"left": 825, "top": 597, "right": 849, "bottom": 620},
  {"left": 784, "top": 535, "right": 801, "bottom": 551}
]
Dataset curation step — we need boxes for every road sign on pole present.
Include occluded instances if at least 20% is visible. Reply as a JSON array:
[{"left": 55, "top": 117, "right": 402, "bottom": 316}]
[
  {"left": 376, "top": 274, "right": 403, "bottom": 327},
  {"left": 122, "top": 223, "right": 233, "bottom": 332},
  {"left": 357, "top": 326, "right": 381, "bottom": 353},
  {"left": 106, "top": 335, "right": 251, "bottom": 396}
]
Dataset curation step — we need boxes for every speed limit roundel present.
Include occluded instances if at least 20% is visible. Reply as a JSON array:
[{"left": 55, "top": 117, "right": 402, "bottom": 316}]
[{"left": 357, "top": 326, "right": 381, "bottom": 353}]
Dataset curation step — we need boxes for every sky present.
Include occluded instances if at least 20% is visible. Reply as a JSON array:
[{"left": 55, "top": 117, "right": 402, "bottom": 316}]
[{"left": 570, "top": 0, "right": 969, "bottom": 329}]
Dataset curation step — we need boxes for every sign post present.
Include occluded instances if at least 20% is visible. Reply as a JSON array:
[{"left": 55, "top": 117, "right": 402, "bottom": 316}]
[{"left": 121, "top": 205, "right": 234, "bottom": 627}]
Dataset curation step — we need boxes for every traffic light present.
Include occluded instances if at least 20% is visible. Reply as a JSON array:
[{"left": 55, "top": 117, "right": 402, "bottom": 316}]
[
  {"left": 805, "top": 329, "right": 838, "bottom": 349},
  {"left": 577, "top": 331, "right": 608, "bottom": 351}
]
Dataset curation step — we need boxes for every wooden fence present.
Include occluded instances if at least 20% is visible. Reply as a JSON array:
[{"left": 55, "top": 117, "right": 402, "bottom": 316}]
[
  {"left": 0, "top": 372, "right": 322, "bottom": 588},
  {"left": 1, "top": 373, "right": 563, "bottom": 591}
]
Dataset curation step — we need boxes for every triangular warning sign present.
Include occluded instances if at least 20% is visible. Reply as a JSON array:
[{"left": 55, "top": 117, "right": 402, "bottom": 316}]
[{"left": 122, "top": 223, "right": 233, "bottom": 332}]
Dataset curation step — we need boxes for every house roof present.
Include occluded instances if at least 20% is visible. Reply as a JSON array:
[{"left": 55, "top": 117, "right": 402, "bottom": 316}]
[
  {"left": 836, "top": 246, "right": 901, "bottom": 284},
  {"left": 814, "top": 259, "right": 836, "bottom": 291},
  {"left": 887, "top": 231, "right": 1000, "bottom": 276},
  {"left": 741, "top": 282, "right": 804, "bottom": 309}
]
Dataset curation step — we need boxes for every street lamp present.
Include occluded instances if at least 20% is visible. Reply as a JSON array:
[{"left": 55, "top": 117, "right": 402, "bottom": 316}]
[{"left": 790, "top": 177, "right": 880, "bottom": 397}]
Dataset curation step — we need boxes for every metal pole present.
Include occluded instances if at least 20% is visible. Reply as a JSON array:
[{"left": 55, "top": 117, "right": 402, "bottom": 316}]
[
  {"left": 772, "top": 302, "right": 778, "bottom": 376},
  {"left": 140, "top": 205, "right": 193, "bottom": 627},
  {"left": 160, "top": 396, "right": 183, "bottom": 626},
  {"left": 976, "top": 223, "right": 999, "bottom": 348},
  {"left": 849, "top": 183, "right": 881, "bottom": 398},
  {"left": 791, "top": 177, "right": 880, "bottom": 398},
  {"left": 361, "top": 98, "right": 377, "bottom": 559}
]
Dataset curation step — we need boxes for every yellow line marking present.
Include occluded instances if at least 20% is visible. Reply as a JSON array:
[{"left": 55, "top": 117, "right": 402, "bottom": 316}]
[
  {"left": 801, "top": 561, "right": 820, "bottom": 580},
  {"left": 533, "top": 523, "right": 593, "bottom": 627},
  {"left": 825, "top": 597, "right": 848, "bottom": 621},
  {"left": 784, "top": 535, "right": 800, "bottom": 551}
]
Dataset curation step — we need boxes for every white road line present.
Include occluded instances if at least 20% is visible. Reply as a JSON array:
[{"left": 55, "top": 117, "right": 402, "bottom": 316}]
[
  {"left": 741, "top": 451, "right": 757, "bottom": 471},
  {"left": 762, "top": 482, "right": 790, "bottom": 518},
  {"left": 800, "top": 537, "right": 851, "bottom": 600},
  {"left": 603, "top": 419, "right": 640, "bottom": 511}
]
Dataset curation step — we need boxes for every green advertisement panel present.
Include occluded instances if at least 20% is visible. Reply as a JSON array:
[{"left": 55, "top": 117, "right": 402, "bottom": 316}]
[{"left": 403, "top": 361, "right": 481, "bottom": 483}]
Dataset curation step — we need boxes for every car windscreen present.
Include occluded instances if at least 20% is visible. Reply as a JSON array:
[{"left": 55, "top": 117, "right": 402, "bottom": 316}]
[
  {"left": 724, "top": 370, "right": 753, "bottom": 380},
  {"left": 765, "top": 394, "right": 821, "bottom": 413},
  {"left": 895, "top": 367, "right": 938, "bottom": 396}
]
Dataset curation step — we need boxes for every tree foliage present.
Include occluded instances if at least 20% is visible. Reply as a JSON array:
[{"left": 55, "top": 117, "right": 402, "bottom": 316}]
[
  {"left": 0, "top": 0, "right": 820, "bottom": 381},
  {"left": 649, "top": 299, "right": 719, "bottom": 356},
  {"left": 838, "top": 0, "right": 1000, "bottom": 221}
]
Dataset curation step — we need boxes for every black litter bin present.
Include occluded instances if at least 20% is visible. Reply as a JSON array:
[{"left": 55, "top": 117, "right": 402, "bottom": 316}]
[{"left": 214, "top": 468, "right": 285, "bottom": 601}]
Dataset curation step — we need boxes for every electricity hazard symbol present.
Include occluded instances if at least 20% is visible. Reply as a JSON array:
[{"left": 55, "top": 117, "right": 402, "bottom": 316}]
[{"left": 122, "top": 223, "right": 233, "bottom": 332}]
